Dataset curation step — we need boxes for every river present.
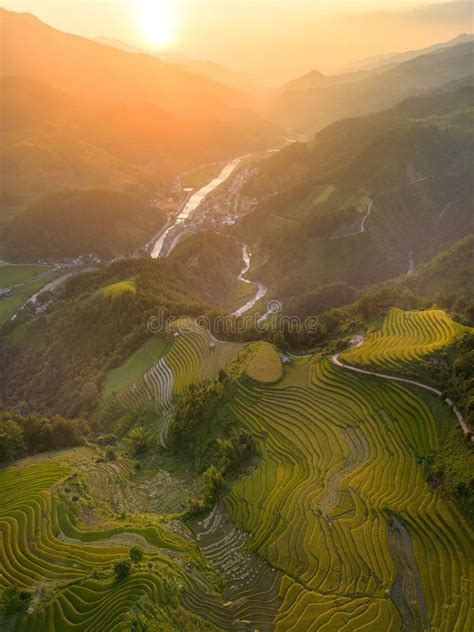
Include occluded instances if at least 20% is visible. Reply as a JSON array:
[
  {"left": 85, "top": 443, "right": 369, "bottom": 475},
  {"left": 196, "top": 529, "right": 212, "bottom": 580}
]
[
  {"left": 150, "top": 155, "right": 245, "bottom": 258},
  {"left": 150, "top": 148, "right": 292, "bottom": 316},
  {"left": 231, "top": 245, "right": 268, "bottom": 318}
]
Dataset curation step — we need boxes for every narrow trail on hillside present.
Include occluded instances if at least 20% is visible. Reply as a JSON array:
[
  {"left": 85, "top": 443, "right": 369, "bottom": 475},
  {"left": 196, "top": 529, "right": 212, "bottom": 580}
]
[{"left": 331, "top": 340, "right": 470, "bottom": 436}]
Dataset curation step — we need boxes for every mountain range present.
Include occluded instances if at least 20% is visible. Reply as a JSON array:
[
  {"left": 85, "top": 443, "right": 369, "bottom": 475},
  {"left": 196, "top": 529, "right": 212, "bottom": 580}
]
[
  {"left": 266, "top": 34, "right": 474, "bottom": 134},
  {"left": 0, "top": 7, "right": 473, "bottom": 631},
  {"left": 94, "top": 36, "right": 258, "bottom": 91}
]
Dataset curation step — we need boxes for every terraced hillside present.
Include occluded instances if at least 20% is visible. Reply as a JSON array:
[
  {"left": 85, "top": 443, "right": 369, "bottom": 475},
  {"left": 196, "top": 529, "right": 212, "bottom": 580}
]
[
  {"left": 0, "top": 452, "right": 227, "bottom": 631},
  {"left": 109, "top": 322, "right": 243, "bottom": 445},
  {"left": 227, "top": 355, "right": 473, "bottom": 631},
  {"left": 343, "top": 308, "right": 465, "bottom": 372},
  {"left": 3, "top": 314, "right": 473, "bottom": 630},
  {"left": 184, "top": 504, "right": 283, "bottom": 631},
  {"left": 0, "top": 443, "right": 290, "bottom": 631}
]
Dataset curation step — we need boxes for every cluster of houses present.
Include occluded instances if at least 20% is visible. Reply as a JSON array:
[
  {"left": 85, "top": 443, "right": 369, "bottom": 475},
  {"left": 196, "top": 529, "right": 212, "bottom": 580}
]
[{"left": 190, "top": 167, "right": 259, "bottom": 228}]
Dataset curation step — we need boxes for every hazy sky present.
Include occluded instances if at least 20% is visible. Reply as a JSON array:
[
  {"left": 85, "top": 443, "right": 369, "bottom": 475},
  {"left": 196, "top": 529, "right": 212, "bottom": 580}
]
[{"left": 1, "top": 1, "right": 472, "bottom": 75}]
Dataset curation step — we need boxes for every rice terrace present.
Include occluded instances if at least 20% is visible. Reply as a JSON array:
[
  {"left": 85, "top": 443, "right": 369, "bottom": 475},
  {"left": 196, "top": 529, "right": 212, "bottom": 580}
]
[
  {"left": 1, "top": 3, "right": 474, "bottom": 631},
  {"left": 1, "top": 306, "right": 473, "bottom": 630}
]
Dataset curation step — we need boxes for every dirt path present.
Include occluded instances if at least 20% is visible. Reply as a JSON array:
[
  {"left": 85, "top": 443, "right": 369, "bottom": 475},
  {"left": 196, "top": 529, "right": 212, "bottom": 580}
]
[{"left": 331, "top": 343, "right": 471, "bottom": 436}]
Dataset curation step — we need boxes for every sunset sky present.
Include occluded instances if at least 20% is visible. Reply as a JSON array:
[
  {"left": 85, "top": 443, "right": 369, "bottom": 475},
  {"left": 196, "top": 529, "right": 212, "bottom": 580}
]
[{"left": 1, "top": 1, "right": 472, "bottom": 77}]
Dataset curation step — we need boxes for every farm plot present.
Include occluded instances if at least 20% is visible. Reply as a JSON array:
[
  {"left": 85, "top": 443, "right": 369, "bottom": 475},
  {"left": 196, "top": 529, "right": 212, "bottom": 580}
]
[
  {"left": 0, "top": 263, "right": 54, "bottom": 325},
  {"left": 0, "top": 459, "right": 216, "bottom": 631},
  {"left": 343, "top": 308, "right": 464, "bottom": 372},
  {"left": 184, "top": 504, "right": 283, "bottom": 631},
  {"left": 84, "top": 457, "right": 203, "bottom": 515},
  {"left": 111, "top": 323, "right": 243, "bottom": 444},
  {"left": 245, "top": 341, "right": 283, "bottom": 384},
  {"left": 227, "top": 355, "right": 473, "bottom": 631},
  {"left": 102, "top": 334, "right": 169, "bottom": 401}
]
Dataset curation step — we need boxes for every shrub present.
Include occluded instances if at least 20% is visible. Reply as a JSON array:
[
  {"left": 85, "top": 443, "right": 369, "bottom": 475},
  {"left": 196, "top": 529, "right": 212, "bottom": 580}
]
[
  {"left": 129, "top": 545, "right": 144, "bottom": 564},
  {"left": 2, "top": 586, "right": 32, "bottom": 615},
  {"left": 125, "top": 426, "right": 149, "bottom": 457},
  {"left": 113, "top": 560, "right": 132, "bottom": 580},
  {"left": 105, "top": 446, "right": 116, "bottom": 461},
  {"left": 203, "top": 465, "right": 224, "bottom": 505}
]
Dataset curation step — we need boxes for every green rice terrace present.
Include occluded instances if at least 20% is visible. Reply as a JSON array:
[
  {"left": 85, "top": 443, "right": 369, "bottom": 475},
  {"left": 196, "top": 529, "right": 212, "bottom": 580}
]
[
  {"left": 342, "top": 308, "right": 468, "bottom": 374},
  {"left": 1, "top": 310, "right": 473, "bottom": 630}
]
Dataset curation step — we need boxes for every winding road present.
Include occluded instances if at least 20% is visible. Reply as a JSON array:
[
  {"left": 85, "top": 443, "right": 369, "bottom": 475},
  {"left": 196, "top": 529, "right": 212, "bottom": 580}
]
[{"left": 331, "top": 342, "right": 470, "bottom": 436}]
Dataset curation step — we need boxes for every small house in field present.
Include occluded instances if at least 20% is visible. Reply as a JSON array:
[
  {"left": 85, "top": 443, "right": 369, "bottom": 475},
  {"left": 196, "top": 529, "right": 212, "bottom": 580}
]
[{"left": 0, "top": 287, "right": 13, "bottom": 299}]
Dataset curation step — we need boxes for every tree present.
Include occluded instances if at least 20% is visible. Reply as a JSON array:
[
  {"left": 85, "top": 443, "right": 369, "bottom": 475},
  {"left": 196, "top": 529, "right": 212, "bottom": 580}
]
[
  {"left": 129, "top": 545, "right": 144, "bottom": 563},
  {"left": 218, "top": 369, "right": 229, "bottom": 383},
  {"left": 79, "top": 382, "right": 99, "bottom": 409},
  {"left": 113, "top": 560, "right": 131, "bottom": 580},
  {"left": 203, "top": 465, "right": 224, "bottom": 504},
  {"left": 105, "top": 446, "right": 116, "bottom": 461},
  {"left": 0, "top": 420, "right": 25, "bottom": 462},
  {"left": 270, "top": 330, "right": 287, "bottom": 351},
  {"left": 125, "top": 426, "right": 148, "bottom": 457},
  {"left": 49, "top": 417, "right": 82, "bottom": 450},
  {"left": 2, "top": 586, "right": 31, "bottom": 615}
]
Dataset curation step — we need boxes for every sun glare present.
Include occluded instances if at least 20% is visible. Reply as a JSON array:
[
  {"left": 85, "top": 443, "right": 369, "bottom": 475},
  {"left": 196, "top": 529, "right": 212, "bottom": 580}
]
[{"left": 137, "top": 0, "right": 175, "bottom": 47}]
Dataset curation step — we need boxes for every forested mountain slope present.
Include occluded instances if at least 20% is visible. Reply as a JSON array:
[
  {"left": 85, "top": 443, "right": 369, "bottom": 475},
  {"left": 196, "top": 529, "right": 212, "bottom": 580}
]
[
  {"left": 266, "top": 39, "right": 474, "bottom": 134},
  {"left": 0, "top": 9, "right": 279, "bottom": 232},
  {"left": 0, "top": 233, "right": 244, "bottom": 416},
  {"left": 2, "top": 189, "right": 165, "bottom": 261},
  {"left": 237, "top": 84, "right": 474, "bottom": 308}
]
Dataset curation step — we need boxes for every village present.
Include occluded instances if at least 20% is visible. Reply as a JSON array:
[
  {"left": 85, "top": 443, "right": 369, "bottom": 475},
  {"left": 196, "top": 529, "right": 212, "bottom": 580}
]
[{"left": 148, "top": 160, "right": 261, "bottom": 258}]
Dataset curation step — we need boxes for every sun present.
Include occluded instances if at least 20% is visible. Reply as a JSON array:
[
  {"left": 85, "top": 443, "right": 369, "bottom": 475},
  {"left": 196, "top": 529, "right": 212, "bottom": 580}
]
[{"left": 137, "top": 0, "right": 175, "bottom": 47}]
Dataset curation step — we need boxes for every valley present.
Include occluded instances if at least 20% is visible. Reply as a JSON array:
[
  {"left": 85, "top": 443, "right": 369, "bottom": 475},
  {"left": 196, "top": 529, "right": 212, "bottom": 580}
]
[
  {"left": 150, "top": 154, "right": 253, "bottom": 259},
  {"left": 0, "top": 5, "right": 473, "bottom": 631}
]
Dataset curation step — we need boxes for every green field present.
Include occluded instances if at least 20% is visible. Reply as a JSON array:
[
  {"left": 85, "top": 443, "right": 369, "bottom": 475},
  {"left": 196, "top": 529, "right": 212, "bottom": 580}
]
[
  {"left": 93, "top": 280, "right": 137, "bottom": 303},
  {"left": 227, "top": 356, "right": 473, "bottom": 631},
  {"left": 102, "top": 334, "right": 169, "bottom": 400},
  {"left": 0, "top": 450, "right": 220, "bottom": 631},
  {"left": 0, "top": 265, "right": 49, "bottom": 286},
  {"left": 246, "top": 341, "right": 283, "bottom": 383},
  {"left": 343, "top": 308, "right": 467, "bottom": 373},
  {"left": 104, "top": 321, "right": 243, "bottom": 444},
  {"left": 312, "top": 184, "right": 336, "bottom": 206},
  {"left": 0, "top": 264, "right": 53, "bottom": 326}
]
